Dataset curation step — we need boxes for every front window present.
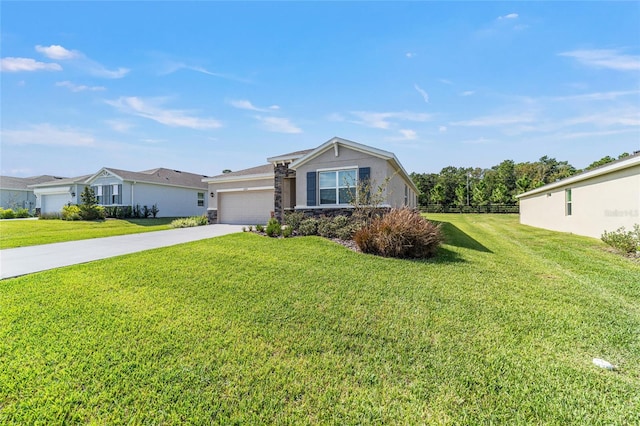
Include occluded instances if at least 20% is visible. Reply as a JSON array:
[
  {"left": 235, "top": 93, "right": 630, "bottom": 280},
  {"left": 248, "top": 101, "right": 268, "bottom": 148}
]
[
  {"left": 92, "top": 184, "right": 122, "bottom": 205},
  {"left": 319, "top": 169, "right": 356, "bottom": 205},
  {"left": 565, "top": 189, "right": 572, "bottom": 216},
  {"left": 197, "top": 192, "right": 204, "bottom": 207}
]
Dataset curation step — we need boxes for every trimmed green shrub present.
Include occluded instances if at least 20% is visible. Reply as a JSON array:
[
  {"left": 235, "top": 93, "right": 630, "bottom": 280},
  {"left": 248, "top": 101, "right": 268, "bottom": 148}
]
[
  {"left": 62, "top": 205, "right": 82, "bottom": 221},
  {"left": 1, "top": 208, "right": 16, "bottom": 219},
  {"left": 316, "top": 216, "right": 335, "bottom": 238},
  {"left": 282, "top": 225, "right": 293, "bottom": 238},
  {"left": 79, "top": 205, "right": 106, "bottom": 221},
  {"left": 284, "top": 211, "right": 305, "bottom": 232},
  {"left": 266, "top": 217, "right": 282, "bottom": 237},
  {"left": 170, "top": 215, "right": 208, "bottom": 228},
  {"left": 255, "top": 224, "right": 264, "bottom": 233},
  {"left": 354, "top": 207, "right": 443, "bottom": 258},
  {"left": 150, "top": 204, "right": 160, "bottom": 218},
  {"left": 298, "top": 218, "right": 318, "bottom": 236},
  {"left": 39, "top": 212, "right": 62, "bottom": 220},
  {"left": 601, "top": 225, "right": 640, "bottom": 254},
  {"left": 15, "top": 208, "right": 31, "bottom": 218}
]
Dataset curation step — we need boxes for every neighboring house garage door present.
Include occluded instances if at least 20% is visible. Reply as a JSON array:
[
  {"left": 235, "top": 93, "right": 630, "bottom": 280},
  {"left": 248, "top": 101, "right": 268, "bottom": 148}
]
[
  {"left": 219, "top": 190, "right": 274, "bottom": 225},
  {"left": 42, "top": 194, "right": 70, "bottom": 214}
]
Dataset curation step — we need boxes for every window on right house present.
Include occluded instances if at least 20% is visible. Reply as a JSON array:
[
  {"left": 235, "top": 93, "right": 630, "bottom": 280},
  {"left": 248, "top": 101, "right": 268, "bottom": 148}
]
[{"left": 565, "top": 188, "right": 572, "bottom": 216}]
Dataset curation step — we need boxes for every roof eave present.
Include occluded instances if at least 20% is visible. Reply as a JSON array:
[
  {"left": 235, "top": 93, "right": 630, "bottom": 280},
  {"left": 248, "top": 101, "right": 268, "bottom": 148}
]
[{"left": 203, "top": 172, "right": 273, "bottom": 184}]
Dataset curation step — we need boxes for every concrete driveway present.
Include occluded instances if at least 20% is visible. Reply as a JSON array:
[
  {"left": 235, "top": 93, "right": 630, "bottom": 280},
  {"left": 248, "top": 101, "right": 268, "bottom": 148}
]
[{"left": 0, "top": 224, "right": 244, "bottom": 280}]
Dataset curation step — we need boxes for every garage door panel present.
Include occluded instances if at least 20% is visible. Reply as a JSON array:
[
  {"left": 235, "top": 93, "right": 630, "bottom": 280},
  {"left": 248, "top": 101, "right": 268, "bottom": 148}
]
[
  {"left": 43, "top": 194, "right": 71, "bottom": 214},
  {"left": 219, "top": 190, "right": 273, "bottom": 225}
]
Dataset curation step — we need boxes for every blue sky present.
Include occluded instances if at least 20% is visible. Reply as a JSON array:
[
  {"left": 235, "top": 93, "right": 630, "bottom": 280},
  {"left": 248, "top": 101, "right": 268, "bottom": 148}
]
[{"left": 2, "top": 2, "right": 639, "bottom": 178}]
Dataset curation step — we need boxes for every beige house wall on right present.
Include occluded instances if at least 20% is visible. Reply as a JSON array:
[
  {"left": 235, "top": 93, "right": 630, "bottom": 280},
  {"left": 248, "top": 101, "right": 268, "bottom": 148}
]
[{"left": 518, "top": 159, "right": 640, "bottom": 239}]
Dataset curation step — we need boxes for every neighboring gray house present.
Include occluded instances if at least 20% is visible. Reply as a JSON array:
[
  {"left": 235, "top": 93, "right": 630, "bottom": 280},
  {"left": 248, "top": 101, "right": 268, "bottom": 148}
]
[
  {"left": 0, "top": 175, "right": 65, "bottom": 213},
  {"left": 204, "top": 137, "right": 419, "bottom": 225},
  {"left": 517, "top": 152, "right": 640, "bottom": 238},
  {"left": 31, "top": 168, "right": 209, "bottom": 217}
]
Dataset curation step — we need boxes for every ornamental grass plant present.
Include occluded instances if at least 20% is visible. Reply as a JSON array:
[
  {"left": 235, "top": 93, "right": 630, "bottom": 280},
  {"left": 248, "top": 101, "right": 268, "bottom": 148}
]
[{"left": 354, "top": 207, "right": 443, "bottom": 258}]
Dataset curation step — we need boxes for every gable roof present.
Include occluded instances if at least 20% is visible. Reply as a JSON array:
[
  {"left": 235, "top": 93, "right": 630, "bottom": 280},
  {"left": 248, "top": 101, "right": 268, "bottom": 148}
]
[
  {"left": 0, "top": 175, "right": 66, "bottom": 190},
  {"left": 267, "top": 149, "right": 314, "bottom": 164},
  {"left": 85, "top": 167, "right": 209, "bottom": 189},
  {"left": 203, "top": 164, "right": 274, "bottom": 183},
  {"left": 29, "top": 175, "right": 93, "bottom": 188},
  {"left": 516, "top": 151, "right": 640, "bottom": 198},
  {"left": 290, "top": 137, "right": 419, "bottom": 192}
]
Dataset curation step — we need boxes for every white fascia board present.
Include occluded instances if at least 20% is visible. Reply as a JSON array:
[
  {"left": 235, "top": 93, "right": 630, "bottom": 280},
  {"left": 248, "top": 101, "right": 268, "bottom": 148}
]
[
  {"left": 203, "top": 173, "right": 273, "bottom": 184},
  {"left": 266, "top": 153, "right": 307, "bottom": 164},
  {"left": 217, "top": 186, "right": 274, "bottom": 193},
  {"left": 516, "top": 155, "right": 640, "bottom": 199}
]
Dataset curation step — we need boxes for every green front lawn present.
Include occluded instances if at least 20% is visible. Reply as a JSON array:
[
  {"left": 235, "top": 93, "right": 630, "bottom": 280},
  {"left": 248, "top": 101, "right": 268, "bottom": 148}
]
[
  {"left": 0, "top": 218, "right": 175, "bottom": 249},
  {"left": 1, "top": 215, "right": 638, "bottom": 423}
]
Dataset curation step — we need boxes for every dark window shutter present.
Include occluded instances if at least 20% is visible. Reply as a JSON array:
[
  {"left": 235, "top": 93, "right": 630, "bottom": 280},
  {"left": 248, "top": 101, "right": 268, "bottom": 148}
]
[
  {"left": 359, "top": 167, "right": 371, "bottom": 203},
  {"left": 306, "top": 172, "right": 317, "bottom": 206}
]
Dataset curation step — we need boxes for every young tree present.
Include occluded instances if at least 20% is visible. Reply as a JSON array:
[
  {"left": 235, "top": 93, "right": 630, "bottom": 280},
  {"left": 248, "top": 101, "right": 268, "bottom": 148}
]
[
  {"left": 490, "top": 183, "right": 510, "bottom": 205},
  {"left": 430, "top": 183, "right": 445, "bottom": 206},
  {"left": 79, "top": 186, "right": 105, "bottom": 220},
  {"left": 472, "top": 180, "right": 488, "bottom": 207}
]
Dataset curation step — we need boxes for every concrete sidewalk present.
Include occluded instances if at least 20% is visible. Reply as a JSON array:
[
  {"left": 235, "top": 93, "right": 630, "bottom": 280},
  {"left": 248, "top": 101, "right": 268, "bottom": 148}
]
[{"left": 0, "top": 224, "right": 244, "bottom": 279}]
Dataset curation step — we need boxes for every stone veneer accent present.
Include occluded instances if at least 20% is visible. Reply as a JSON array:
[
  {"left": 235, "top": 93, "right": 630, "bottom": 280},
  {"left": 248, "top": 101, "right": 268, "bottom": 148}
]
[
  {"left": 206, "top": 209, "right": 218, "bottom": 224},
  {"left": 273, "top": 163, "right": 297, "bottom": 223},
  {"left": 291, "top": 207, "right": 391, "bottom": 219}
]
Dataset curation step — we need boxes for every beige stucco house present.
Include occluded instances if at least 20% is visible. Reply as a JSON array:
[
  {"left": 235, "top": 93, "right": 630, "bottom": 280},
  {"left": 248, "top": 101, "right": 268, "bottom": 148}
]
[
  {"left": 203, "top": 137, "right": 419, "bottom": 225},
  {"left": 517, "top": 152, "right": 640, "bottom": 238}
]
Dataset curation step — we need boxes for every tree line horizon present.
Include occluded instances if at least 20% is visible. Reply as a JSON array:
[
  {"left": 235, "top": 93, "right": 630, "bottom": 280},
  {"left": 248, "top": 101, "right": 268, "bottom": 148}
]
[{"left": 409, "top": 152, "right": 633, "bottom": 208}]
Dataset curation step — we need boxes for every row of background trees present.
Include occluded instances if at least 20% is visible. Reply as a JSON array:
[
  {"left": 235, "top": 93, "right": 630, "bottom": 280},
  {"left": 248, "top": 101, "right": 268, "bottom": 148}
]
[{"left": 410, "top": 152, "right": 632, "bottom": 209}]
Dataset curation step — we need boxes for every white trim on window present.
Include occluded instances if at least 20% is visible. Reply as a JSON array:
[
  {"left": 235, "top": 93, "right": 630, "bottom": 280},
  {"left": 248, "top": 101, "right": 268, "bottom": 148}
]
[{"left": 315, "top": 165, "right": 359, "bottom": 172}]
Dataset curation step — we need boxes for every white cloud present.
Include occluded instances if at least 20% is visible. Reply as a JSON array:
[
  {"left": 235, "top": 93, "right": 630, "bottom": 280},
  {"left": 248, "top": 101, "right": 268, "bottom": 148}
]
[
  {"left": 1, "top": 57, "right": 61, "bottom": 72},
  {"left": 414, "top": 84, "right": 429, "bottom": 103},
  {"left": 35, "top": 44, "right": 129, "bottom": 78},
  {"left": 559, "top": 49, "right": 640, "bottom": 71},
  {"left": 1, "top": 123, "right": 96, "bottom": 147},
  {"left": 498, "top": 13, "right": 519, "bottom": 20},
  {"left": 56, "top": 81, "right": 106, "bottom": 92},
  {"left": 439, "top": 126, "right": 447, "bottom": 133},
  {"left": 230, "top": 99, "right": 262, "bottom": 111},
  {"left": 35, "top": 44, "right": 79, "bottom": 60},
  {"left": 562, "top": 110, "right": 640, "bottom": 127},
  {"left": 162, "top": 61, "right": 251, "bottom": 83},
  {"left": 105, "top": 119, "right": 134, "bottom": 133},
  {"left": 350, "top": 111, "right": 432, "bottom": 129},
  {"left": 255, "top": 116, "right": 302, "bottom": 134},
  {"left": 439, "top": 78, "right": 453, "bottom": 85},
  {"left": 460, "top": 91, "right": 475, "bottom": 96},
  {"left": 550, "top": 90, "right": 640, "bottom": 102},
  {"left": 554, "top": 128, "right": 639, "bottom": 140},
  {"left": 462, "top": 137, "right": 491, "bottom": 145},
  {"left": 229, "top": 99, "right": 278, "bottom": 113},
  {"left": 398, "top": 129, "right": 417, "bottom": 140},
  {"left": 106, "top": 96, "right": 222, "bottom": 129},
  {"left": 406, "top": 52, "right": 416, "bottom": 58},
  {"left": 450, "top": 113, "right": 535, "bottom": 127}
]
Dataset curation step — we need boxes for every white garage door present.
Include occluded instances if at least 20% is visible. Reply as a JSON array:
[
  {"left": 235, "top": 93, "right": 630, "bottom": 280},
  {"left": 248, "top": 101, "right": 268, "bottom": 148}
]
[
  {"left": 219, "top": 190, "right": 274, "bottom": 225},
  {"left": 42, "top": 193, "right": 71, "bottom": 214}
]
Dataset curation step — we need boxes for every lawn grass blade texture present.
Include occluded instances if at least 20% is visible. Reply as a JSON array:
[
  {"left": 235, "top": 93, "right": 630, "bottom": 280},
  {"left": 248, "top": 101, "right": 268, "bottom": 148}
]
[
  {"left": 0, "top": 218, "right": 174, "bottom": 249},
  {"left": 1, "top": 214, "right": 639, "bottom": 424}
]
